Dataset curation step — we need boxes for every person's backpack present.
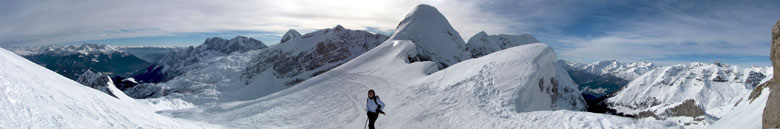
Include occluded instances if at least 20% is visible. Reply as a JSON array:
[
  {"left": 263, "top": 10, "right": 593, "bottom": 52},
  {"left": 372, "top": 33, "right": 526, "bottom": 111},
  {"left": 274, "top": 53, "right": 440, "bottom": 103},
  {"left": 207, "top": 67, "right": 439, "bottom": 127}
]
[{"left": 371, "top": 96, "right": 383, "bottom": 113}]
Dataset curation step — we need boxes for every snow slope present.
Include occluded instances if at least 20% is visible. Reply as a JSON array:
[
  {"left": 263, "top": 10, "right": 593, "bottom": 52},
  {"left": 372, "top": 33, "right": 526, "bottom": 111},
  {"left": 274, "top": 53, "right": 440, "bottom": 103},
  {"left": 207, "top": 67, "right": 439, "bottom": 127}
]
[
  {"left": 710, "top": 83, "right": 771, "bottom": 129},
  {"left": 606, "top": 62, "right": 772, "bottom": 121},
  {"left": 0, "top": 48, "right": 218, "bottom": 128}
]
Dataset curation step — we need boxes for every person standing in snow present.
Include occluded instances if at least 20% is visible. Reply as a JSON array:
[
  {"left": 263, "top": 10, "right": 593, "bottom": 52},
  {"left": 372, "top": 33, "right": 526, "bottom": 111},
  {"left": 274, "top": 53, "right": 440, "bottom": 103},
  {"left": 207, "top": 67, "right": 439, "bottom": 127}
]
[{"left": 366, "top": 89, "right": 385, "bottom": 129}]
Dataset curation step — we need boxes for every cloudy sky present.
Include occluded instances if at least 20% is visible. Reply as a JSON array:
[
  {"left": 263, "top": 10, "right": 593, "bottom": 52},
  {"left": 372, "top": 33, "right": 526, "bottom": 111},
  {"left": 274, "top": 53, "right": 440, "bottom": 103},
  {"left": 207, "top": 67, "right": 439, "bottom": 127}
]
[{"left": 1, "top": 0, "right": 779, "bottom": 66}]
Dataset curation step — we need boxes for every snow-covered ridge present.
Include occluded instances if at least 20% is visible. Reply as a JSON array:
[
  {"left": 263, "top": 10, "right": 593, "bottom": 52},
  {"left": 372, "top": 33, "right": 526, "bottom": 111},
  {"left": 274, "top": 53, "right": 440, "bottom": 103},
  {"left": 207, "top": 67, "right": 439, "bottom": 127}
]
[
  {"left": 606, "top": 61, "right": 772, "bottom": 121},
  {"left": 466, "top": 31, "right": 540, "bottom": 58},
  {"left": 561, "top": 60, "right": 657, "bottom": 81},
  {"left": 115, "top": 46, "right": 188, "bottom": 49}
]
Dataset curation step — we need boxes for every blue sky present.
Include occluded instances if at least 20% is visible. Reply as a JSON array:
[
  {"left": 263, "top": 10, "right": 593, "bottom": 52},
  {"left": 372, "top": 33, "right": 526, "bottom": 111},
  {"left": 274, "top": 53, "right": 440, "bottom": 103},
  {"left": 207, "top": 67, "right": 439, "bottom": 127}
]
[{"left": 1, "top": 0, "right": 778, "bottom": 66}]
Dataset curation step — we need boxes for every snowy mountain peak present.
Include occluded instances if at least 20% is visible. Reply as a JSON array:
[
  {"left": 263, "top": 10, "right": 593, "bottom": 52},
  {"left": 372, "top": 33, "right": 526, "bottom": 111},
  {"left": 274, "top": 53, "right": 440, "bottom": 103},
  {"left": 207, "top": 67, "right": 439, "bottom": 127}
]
[
  {"left": 333, "top": 24, "right": 345, "bottom": 31},
  {"left": 280, "top": 29, "right": 302, "bottom": 44},
  {"left": 476, "top": 31, "right": 488, "bottom": 36},
  {"left": 71, "top": 43, "right": 120, "bottom": 52},
  {"left": 389, "top": 4, "right": 469, "bottom": 68},
  {"left": 564, "top": 60, "right": 657, "bottom": 81},
  {"left": 201, "top": 36, "right": 268, "bottom": 55},
  {"left": 153, "top": 36, "right": 269, "bottom": 81},
  {"left": 466, "top": 31, "right": 540, "bottom": 58}
]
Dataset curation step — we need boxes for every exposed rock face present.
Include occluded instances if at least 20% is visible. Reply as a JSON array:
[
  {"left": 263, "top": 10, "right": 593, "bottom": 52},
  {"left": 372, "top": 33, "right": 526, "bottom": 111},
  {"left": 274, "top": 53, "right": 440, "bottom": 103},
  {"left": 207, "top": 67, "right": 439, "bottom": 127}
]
[
  {"left": 663, "top": 99, "right": 706, "bottom": 117},
  {"left": 150, "top": 36, "right": 268, "bottom": 82},
  {"left": 76, "top": 70, "right": 117, "bottom": 98},
  {"left": 465, "top": 31, "right": 540, "bottom": 58},
  {"left": 202, "top": 36, "right": 267, "bottom": 55},
  {"left": 764, "top": 18, "right": 780, "bottom": 129},
  {"left": 242, "top": 26, "right": 389, "bottom": 86}
]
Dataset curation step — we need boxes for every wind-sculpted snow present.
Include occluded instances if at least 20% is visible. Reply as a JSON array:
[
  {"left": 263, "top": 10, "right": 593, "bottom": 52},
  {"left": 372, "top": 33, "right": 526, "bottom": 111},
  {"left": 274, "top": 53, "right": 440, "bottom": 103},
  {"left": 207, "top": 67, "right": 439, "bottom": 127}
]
[{"left": 0, "top": 48, "right": 219, "bottom": 128}]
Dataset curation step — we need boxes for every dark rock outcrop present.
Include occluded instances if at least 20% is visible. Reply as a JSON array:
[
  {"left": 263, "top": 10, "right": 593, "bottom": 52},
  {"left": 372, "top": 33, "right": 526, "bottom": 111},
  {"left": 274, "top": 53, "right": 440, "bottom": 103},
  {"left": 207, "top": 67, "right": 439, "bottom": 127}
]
[
  {"left": 663, "top": 99, "right": 706, "bottom": 117},
  {"left": 465, "top": 31, "right": 539, "bottom": 58},
  {"left": 147, "top": 36, "right": 269, "bottom": 82},
  {"left": 764, "top": 18, "right": 780, "bottom": 129},
  {"left": 241, "top": 26, "right": 389, "bottom": 86},
  {"left": 76, "top": 70, "right": 117, "bottom": 98}
]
